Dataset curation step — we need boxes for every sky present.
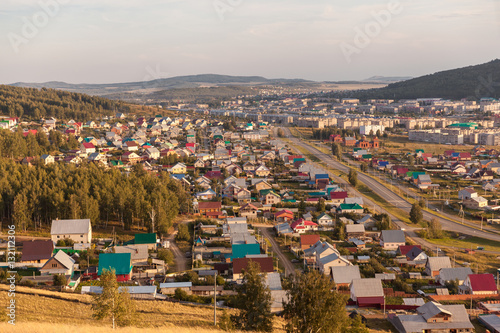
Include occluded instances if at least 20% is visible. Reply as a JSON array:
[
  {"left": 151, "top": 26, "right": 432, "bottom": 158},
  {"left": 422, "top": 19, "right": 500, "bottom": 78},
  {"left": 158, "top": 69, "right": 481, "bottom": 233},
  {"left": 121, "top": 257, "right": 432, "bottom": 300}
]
[{"left": 0, "top": 0, "right": 499, "bottom": 84}]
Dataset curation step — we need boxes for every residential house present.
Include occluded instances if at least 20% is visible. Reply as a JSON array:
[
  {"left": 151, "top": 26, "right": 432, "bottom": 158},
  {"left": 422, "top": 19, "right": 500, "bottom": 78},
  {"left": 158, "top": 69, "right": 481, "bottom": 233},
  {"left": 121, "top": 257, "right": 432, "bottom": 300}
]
[
  {"left": 98, "top": 253, "right": 133, "bottom": 281},
  {"left": 254, "top": 165, "right": 271, "bottom": 177},
  {"left": 145, "top": 147, "right": 160, "bottom": 159},
  {"left": 460, "top": 273, "right": 498, "bottom": 295},
  {"left": 274, "top": 210, "right": 294, "bottom": 222},
  {"left": 124, "top": 141, "right": 139, "bottom": 151},
  {"left": 389, "top": 302, "right": 473, "bottom": 333},
  {"left": 350, "top": 278, "right": 384, "bottom": 307},
  {"left": 232, "top": 257, "right": 274, "bottom": 280},
  {"left": 331, "top": 266, "right": 361, "bottom": 288},
  {"left": 300, "top": 234, "right": 320, "bottom": 250},
  {"left": 425, "top": 257, "right": 452, "bottom": 277},
  {"left": 304, "top": 241, "right": 352, "bottom": 274},
  {"left": 290, "top": 219, "right": 319, "bottom": 234},
  {"left": 20, "top": 240, "right": 54, "bottom": 264},
  {"left": 122, "top": 152, "right": 141, "bottom": 164},
  {"left": 435, "top": 267, "right": 473, "bottom": 286},
  {"left": 346, "top": 224, "right": 365, "bottom": 239},
  {"left": 195, "top": 189, "right": 217, "bottom": 201},
  {"left": 254, "top": 180, "right": 273, "bottom": 192},
  {"left": 198, "top": 201, "right": 222, "bottom": 218},
  {"left": 51, "top": 219, "right": 92, "bottom": 245},
  {"left": 170, "top": 162, "right": 187, "bottom": 174},
  {"left": 463, "top": 196, "right": 488, "bottom": 210},
  {"left": 316, "top": 213, "right": 334, "bottom": 227},
  {"left": 134, "top": 233, "right": 157, "bottom": 250},
  {"left": 39, "top": 250, "right": 76, "bottom": 277},
  {"left": 380, "top": 230, "right": 405, "bottom": 250},
  {"left": 114, "top": 244, "right": 149, "bottom": 266},
  {"left": 338, "top": 203, "right": 364, "bottom": 214},
  {"left": 261, "top": 190, "right": 281, "bottom": 205},
  {"left": 458, "top": 187, "right": 477, "bottom": 200},
  {"left": 40, "top": 154, "right": 55, "bottom": 165},
  {"left": 239, "top": 203, "right": 260, "bottom": 218},
  {"left": 80, "top": 142, "right": 96, "bottom": 154}
]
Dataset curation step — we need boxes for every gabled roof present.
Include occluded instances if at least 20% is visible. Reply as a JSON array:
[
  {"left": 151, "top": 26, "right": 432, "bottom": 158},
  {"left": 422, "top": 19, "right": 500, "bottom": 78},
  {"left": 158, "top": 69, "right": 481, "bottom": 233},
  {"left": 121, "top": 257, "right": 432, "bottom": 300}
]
[
  {"left": 46, "top": 250, "right": 76, "bottom": 269},
  {"left": 98, "top": 253, "right": 132, "bottom": 276},
  {"left": 134, "top": 233, "right": 156, "bottom": 245},
  {"left": 198, "top": 201, "right": 222, "bottom": 209},
  {"left": 438, "top": 267, "right": 473, "bottom": 282},
  {"left": 351, "top": 278, "right": 384, "bottom": 297},
  {"left": 232, "top": 257, "right": 274, "bottom": 274},
  {"left": 51, "top": 219, "right": 91, "bottom": 235},
  {"left": 21, "top": 240, "right": 54, "bottom": 262},
  {"left": 381, "top": 230, "right": 405, "bottom": 243},
  {"left": 331, "top": 265, "right": 361, "bottom": 285},
  {"left": 417, "top": 302, "right": 453, "bottom": 321},
  {"left": 468, "top": 273, "right": 497, "bottom": 292},
  {"left": 300, "top": 234, "right": 320, "bottom": 246},
  {"left": 426, "top": 256, "right": 452, "bottom": 271}
]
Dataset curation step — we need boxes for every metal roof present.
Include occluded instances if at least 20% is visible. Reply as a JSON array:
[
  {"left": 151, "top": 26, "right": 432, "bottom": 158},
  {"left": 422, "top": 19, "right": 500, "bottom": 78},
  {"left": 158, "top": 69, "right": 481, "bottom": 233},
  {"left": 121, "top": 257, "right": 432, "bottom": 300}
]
[
  {"left": 160, "top": 282, "right": 192, "bottom": 288},
  {"left": 351, "top": 278, "right": 384, "bottom": 297},
  {"left": 51, "top": 219, "right": 90, "bottom": 235},
  {"left": 331, "top": 266, "right": 361, "bottom": 285}
]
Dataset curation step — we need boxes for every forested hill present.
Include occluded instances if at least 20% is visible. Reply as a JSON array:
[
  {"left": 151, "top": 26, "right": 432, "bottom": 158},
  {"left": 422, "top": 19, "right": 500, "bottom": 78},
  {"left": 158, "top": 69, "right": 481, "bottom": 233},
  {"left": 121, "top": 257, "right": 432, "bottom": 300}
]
[
  {"left": 0, "top": 85, "right": 131, "bottom": 121},
  {"left": 352, "top": 59, "right": 500, "bottom": 100}
]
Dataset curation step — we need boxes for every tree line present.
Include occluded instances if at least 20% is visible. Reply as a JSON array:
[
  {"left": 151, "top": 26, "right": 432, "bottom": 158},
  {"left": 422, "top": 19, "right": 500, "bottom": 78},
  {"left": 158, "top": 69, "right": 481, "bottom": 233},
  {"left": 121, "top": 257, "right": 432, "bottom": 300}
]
[
  {"left": 0, "top": 129, "right": 80, "bottom": 159},
  {"left": 0, "top": 85, "right": 130, "bottom": 121},
  {"left": 0, "top": 160, "right": 191, "bottom": 233}
]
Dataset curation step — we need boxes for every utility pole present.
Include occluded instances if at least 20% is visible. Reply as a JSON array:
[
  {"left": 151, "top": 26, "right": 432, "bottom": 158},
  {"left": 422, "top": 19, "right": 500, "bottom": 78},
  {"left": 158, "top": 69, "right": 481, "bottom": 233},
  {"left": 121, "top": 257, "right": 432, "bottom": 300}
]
[{"left": 214, "top": 271, "right": 217, "bottom": 326}]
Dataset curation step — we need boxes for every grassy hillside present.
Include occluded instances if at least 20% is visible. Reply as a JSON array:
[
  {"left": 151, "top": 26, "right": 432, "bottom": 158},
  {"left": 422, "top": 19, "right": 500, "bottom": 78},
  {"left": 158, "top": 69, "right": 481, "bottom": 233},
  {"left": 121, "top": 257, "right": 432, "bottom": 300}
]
[
  {"left": 0, "top": 285, "right": 284, "bottom": 332},
  {"left": 353, "top": 59, "right": 500, "bottom": 100},
  {"left": 0, "top": 85, "right": 132, "bottom": 121}
]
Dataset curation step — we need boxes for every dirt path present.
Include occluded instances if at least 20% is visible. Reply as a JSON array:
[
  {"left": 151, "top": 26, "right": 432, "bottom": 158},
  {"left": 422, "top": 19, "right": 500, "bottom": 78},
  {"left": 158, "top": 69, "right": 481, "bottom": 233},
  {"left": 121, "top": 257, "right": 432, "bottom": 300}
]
[{"left": 259, "top": 226, "right": 297, "bottom": 277}]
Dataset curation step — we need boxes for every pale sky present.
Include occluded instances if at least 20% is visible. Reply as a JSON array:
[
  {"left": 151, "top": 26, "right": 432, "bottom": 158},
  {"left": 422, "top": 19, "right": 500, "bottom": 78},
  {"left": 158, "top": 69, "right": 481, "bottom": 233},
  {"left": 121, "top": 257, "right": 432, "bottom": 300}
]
[{"left": 0, "top": 0, "right": 499, "bottom": 84}]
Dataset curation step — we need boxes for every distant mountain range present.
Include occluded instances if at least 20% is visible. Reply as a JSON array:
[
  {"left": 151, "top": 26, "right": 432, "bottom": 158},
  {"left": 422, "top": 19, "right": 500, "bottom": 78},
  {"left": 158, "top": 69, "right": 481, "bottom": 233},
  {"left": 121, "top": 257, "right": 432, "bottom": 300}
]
[
  {"left": 9, "top": 74, "right": 406, "bottom": 98},
  {"left": 11, "top": 59, "right": 499, "bottom": 103}
]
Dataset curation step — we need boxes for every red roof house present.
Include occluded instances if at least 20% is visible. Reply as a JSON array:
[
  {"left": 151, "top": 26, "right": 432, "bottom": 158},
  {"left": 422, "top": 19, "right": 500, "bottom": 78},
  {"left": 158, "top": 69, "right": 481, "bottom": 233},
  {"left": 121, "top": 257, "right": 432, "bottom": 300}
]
[
  {"left": 290, "top": 219, "right": 319, "bottom": 234},
  {"left": 462, "top": 274, "right": 498, "bottom": 295},
  {"left": 300, "top": 234, "right": 320, "bottom": 250},
  {"left": 232, "top": 257, "right": 274, "bottom": 280}
]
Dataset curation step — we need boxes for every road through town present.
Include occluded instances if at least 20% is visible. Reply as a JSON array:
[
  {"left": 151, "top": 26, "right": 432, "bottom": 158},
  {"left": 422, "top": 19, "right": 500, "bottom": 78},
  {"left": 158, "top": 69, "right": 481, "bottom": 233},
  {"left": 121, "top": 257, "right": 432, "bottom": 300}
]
[{"left": 281, "top": 127, "right": 500, "bottom": 243}]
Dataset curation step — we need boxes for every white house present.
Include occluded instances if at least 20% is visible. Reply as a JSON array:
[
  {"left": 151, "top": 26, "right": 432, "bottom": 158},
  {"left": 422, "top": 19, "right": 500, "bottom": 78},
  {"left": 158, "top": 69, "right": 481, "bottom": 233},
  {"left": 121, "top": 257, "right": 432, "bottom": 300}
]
[
  {"left": 458, "top": 187, "right": 478, "bottom": 200},
  {"left": 51, "top": 219, "right": 92, "bottom": 245}
]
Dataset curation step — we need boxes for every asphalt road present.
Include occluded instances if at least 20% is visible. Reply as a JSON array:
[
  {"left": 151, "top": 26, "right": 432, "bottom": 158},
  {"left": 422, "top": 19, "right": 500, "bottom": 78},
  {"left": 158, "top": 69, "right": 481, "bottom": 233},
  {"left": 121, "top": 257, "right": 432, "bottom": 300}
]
[
  {"left": 281, "top": 127, "right": 500, "bottom": 243},
  {"left": 258, "top": 226, "right": 297, "bottom": 277}
]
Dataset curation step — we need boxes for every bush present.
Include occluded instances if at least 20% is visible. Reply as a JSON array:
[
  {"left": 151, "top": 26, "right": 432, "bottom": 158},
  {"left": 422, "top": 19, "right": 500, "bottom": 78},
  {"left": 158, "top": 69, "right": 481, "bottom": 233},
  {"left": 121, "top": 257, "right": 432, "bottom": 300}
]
[
  {"left": 219, "top": 310, "right": 235, "bottom": 331},
  {"left": 56, "top": 238, "right": 75, "bottom": 247},
  {"left": 53, "top": 274, "right": 67, "bottom": 286},
  {"left": 157, "top": 248, "right": 174, "bottom": 266}
]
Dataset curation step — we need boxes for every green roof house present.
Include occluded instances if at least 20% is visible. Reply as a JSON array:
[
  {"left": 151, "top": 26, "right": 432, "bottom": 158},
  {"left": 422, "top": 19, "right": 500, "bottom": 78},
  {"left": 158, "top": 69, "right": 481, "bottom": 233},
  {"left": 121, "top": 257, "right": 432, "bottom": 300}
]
[
  {"left": 135, "top": 233, "right": 157, "bottom": 250},
  {"left": 98, "top": 253, "right": 132, "bottom": 281}
]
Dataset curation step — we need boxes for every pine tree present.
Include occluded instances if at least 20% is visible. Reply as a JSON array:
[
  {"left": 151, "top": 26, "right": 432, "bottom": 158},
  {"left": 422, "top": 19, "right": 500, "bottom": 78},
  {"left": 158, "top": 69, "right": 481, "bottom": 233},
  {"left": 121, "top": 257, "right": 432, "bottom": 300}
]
[
  {"left": 91, "top": 269, "right": 136, "bottom": 329},
  {"left": 409, "top": 203, "right": 423, "bottom": 224},
  {"left": 233, "top": 261, "right": 273, "bottom": 332},
  {"left": 348, "top": 169, "right": 358, "bottom": 187}
]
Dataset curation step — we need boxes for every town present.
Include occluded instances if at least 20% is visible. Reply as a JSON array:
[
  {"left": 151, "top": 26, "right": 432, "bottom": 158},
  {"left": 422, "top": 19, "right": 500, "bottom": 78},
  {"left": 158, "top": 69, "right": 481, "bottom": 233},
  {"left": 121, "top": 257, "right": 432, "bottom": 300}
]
[{"left": 2, "top": 84, "right": 500, "bottom": 332}]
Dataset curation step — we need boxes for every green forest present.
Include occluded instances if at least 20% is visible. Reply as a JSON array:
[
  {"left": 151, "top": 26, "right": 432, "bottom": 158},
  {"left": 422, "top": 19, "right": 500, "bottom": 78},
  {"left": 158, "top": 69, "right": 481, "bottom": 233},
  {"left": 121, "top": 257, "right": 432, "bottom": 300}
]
[
  {"left": 0, "top": 85, "right": 131, "bottom": 121},
  {"left": 0, "top": 129, "right": 80, "bottom": 158},
  {"left": 0, "top": 160, "right": 191, "bottom": 234}
]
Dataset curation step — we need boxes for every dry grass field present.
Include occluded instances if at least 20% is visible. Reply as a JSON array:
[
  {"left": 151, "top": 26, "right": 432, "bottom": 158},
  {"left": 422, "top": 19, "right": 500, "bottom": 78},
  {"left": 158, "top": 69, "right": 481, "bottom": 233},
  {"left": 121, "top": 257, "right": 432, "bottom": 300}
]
[{"left": 0, "top": 285, "right": 285, "bottom": 333}]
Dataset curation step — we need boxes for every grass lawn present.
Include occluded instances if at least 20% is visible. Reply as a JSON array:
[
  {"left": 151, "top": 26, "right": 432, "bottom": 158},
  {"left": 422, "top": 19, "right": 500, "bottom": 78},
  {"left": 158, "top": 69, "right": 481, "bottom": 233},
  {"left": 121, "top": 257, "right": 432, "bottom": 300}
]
[{"left": 427, "top": 234, "right": 500, "bottom": 253}]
